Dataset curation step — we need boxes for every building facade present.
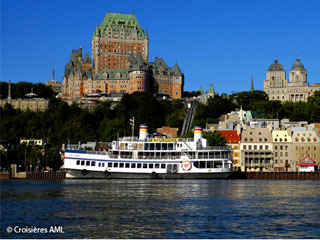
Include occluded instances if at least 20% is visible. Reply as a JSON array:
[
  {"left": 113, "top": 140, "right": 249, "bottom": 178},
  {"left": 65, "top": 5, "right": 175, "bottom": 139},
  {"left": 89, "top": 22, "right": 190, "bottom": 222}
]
[
  {"left": 62, "top": 12, "right": 184, "bottom": 100},
  {"left": 291, "top": 127, "right": 320, "bottom": 171},
  {"left": 264, "top": 58, "right": 320, "bottom": 102},
  {"left": 272, "top": 130, "right": 293, "bottom": 171},
  {"left": 240, "top": 127, "right": 273, "bottom": 172},
  {"left": 92, "top": 12, "right": 149, "bottom": 73},
  {"left": 218, "top": 130, "right": 241, "bottom": 171},
  {"left": 0, "top": 99, "right": 48, "bottom": 112}
]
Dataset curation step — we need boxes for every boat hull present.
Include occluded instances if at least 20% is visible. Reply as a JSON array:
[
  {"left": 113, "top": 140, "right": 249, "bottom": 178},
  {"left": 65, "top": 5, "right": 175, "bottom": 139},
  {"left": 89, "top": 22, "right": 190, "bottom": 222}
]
[{"left": 66, "top": 169, "right": 232, "bottom": 179}]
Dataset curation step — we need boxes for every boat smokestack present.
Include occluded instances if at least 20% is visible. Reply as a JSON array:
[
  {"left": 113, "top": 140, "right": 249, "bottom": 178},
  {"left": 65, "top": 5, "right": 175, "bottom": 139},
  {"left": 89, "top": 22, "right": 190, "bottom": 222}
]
[
  {"left": 194, "top": 126, "right": 202, "bottom": 142},
  {"left": 139, "top": 124, "right": 148, "bottom": 140}
]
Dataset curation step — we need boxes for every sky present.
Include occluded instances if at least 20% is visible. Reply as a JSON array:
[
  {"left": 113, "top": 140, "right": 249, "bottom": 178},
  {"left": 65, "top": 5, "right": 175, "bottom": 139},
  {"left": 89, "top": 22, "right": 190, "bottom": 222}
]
[{"left": 1, "top": 0, "right": 320, "bottom": 94}]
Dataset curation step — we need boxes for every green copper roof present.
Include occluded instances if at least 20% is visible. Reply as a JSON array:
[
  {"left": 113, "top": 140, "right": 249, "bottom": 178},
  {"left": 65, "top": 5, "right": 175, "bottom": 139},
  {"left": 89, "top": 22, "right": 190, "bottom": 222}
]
[
  {"left": 207, "top": 84, "right": 214, "bottom": 94},
  {"left": 98, "top": 12, "right": 146, "bottom": 38},
  {"left": 200, "top": 87, "right": 204, "bottom": 94}
]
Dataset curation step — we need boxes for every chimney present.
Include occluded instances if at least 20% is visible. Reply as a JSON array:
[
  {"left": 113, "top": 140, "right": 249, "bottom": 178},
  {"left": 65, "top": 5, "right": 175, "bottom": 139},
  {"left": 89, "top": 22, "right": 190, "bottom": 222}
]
[
  {"left": 139, "top": 124, "right": 148, "bottom": 140},
  {"left": 194, "top": 126, "right": 203, "bottom": 142}
]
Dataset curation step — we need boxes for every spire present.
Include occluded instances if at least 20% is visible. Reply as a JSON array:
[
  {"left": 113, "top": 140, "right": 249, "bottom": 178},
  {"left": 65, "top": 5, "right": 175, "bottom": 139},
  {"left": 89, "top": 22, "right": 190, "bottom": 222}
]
[
  {"left": 8, "top": 80, "right": 11, "bottom": 100},
  {"left": 145, "top": 27, "right": 148, "bottom": 38},
  {"left": 207, "top": 84, "right": 215, "bottom": 96},
  {"left": 84, "top": 53, "right": 92, "bottom": 64},
  {"left": 250, "top": 76, "right": 254, "bottom": 92},
  {"left": 199, "top": 87, "right": 204, "bottom": 94},
  {"left": 52, "top": 65, "right": 55, "bottom": 80},
  {"left": 173, "top": 62, "right": 182, "bottom": 76}
]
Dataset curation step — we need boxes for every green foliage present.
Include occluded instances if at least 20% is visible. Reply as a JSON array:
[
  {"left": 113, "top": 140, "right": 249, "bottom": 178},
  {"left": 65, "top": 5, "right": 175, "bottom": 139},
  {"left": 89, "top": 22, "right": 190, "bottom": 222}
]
[
  {"left": 193, "top": 94, "right": 236, "bottom": 128},
  {"left": 0, "top": 81, "right": 55, "bottom": 98},
  {"left": 1, "top": 90, "right": 319, "bottom": 169},
  {"left": 182, "top": 91, "right": 201, "bottom": 98},
  {"left": 203, "top": 131, "right": 226, "bottom": 146},
  {"left": 230, "top": 90, "right": 268, "bottom": 109}
]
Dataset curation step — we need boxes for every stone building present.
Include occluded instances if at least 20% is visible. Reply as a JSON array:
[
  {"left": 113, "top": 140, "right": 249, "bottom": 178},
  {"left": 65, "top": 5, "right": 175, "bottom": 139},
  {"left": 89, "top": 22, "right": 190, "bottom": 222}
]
[
  {"left": 272, "top": 130, "right": 293, "bottom": 171},
  {"left": 264, "top": 58, "right": 320, "bottom": 102},
  {"left": 291, "top": 127, "right": 320, "bottom": 171},
  {"left": 240, "top": 127, "right": 273, "bottom": 172},
  {"left": 62, "top": 48, "right": 93, "bottom": 100},
  {"left": 0, "top": 98, "right": 48, "bottom": 111}
]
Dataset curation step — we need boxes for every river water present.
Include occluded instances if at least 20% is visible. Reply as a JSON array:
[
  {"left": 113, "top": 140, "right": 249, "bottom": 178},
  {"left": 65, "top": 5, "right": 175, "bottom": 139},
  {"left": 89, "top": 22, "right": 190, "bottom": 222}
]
[{"left": 1, "top": 179, "right": 320, "bottom": 239}]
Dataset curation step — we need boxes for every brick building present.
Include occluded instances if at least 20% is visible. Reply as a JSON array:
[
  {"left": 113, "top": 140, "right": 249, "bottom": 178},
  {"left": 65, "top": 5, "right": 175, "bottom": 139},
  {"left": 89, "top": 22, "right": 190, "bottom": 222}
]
[
  {"left": 62, "top": 12, "right": 184, "bottom": 100},
  {"left": 218, "top": 130, "right": 241, "bottom": 171}
]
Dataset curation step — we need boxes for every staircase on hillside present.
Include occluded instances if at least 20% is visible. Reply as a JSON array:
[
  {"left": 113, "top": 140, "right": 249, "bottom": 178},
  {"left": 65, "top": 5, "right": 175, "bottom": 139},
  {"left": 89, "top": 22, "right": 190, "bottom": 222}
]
[{"left": 181, "top": 102, "right": 196, "bottom": 135}]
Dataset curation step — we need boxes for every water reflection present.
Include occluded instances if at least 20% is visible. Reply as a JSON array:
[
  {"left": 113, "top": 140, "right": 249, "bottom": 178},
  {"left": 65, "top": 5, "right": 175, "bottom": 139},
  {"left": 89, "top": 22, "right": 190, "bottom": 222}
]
[{"left": 1, "top": 179, "right": 320, "bottom": 238}]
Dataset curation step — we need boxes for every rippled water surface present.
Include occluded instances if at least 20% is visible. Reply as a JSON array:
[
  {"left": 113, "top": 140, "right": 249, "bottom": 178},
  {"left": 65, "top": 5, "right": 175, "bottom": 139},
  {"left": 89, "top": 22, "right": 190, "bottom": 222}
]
[{"left": 1, "top": 179, "right": 320, "bottom": 239}]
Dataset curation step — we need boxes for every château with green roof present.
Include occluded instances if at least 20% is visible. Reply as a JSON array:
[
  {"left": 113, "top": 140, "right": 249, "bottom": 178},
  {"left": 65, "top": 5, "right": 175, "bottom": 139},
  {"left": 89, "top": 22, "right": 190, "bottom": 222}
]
[{"left": 92, "top": 11, "right": 149, "bottom": 74}]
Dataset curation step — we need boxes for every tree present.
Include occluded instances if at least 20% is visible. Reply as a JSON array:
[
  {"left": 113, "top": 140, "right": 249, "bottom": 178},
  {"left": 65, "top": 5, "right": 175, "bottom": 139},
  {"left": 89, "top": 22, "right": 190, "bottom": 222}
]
[{"left": 203, "top": 131, "right": 226, "bottom": 146}]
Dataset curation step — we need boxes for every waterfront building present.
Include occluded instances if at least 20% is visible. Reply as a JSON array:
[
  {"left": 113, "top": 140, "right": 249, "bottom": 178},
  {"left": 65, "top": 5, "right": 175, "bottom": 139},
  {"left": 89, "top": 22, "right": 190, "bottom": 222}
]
[
  {"left": 297, "top": 156, "right": 317, "bottom": 172},
  {"left": 264, "top": 58, "right": 320, "bottom": 102},
  {"left": 218, "top": 130, "right": 241, "bottom": 171},
  {"left": 240, "top": 127, "right": 273, "bottom": 172},
  {"left": 272, "top": 130, "right": 293, "bottom": 171},
  {"left": 291, "top": 127, "right": 320, "bottom": 171}
]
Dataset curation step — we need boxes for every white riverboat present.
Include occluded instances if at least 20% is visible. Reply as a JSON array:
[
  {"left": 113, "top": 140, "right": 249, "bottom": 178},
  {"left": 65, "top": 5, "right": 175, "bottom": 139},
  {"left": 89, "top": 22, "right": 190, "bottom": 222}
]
[{"left": 63, "top": 125, "right": 233, "bottom": 179}]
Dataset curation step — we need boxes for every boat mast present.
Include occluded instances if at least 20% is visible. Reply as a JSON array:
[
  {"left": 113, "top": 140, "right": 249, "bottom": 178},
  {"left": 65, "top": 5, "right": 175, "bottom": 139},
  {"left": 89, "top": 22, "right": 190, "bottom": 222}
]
[{"left": 130, "top": 117, "right": 135, "bottom": 138}]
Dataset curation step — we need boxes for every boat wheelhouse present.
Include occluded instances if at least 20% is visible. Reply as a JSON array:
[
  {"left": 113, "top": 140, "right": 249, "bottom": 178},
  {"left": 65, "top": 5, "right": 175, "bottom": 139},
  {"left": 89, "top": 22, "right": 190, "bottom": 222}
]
[{"left": 63, "top": 125, "right": 233, "bottom": 179}]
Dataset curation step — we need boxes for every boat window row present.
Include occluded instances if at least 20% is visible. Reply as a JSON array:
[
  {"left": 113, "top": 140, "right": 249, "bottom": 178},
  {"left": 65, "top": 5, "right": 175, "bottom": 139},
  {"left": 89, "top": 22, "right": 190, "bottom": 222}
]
[
  {"left": 198, "top": 151, "right": 229, "bottom": 159},
  {"left": 76, "top": 160, "right": 105, "bottom": 167},
  {"left": 193, "top": 161, "right": 228, "bottom": 169},
  {"left": 107, "top": 162, "right": 166, "bottom": 169},
  {"left": 144, "top": 143, "right": 174, "bottom": 150}
]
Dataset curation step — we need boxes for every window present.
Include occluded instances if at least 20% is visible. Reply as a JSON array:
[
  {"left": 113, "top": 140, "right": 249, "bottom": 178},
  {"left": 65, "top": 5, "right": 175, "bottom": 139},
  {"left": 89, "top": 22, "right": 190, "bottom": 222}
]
[
  {"left": 76, "top": 160, "right": 80, "bottom": 165},
  {"left": 131, "top": 163, "right": 136, "bottom": 168},
  {"left": 155, "top": 164, "right": 160, "bottom": 169},
  {"left": 108, "top": 163, "right": 112, "bottom": 167},
  {"left": 91, "top": 161, "right": 96, "bottom": 166},
  {"left": 98, "top": 163, "right": 101, "bottom": 167},
  {"left": 149, "top": 164, "right": 154, "bottom": 169},
  {"left": 143, "top": 163, "right": 148, "bottom": 169},
  {"left": 119, "top": 163, "right": 124, "bottom": 168},
  {"left": 81, "top": 161, "right": 85, "bottom": 166},
  {"left": 161, "top": 164, "right": 166, "bottom": 169},
  {"left": 137, "top": 163, "right": 142, "bottom": 168},
  {"left": 102, "top": 163, "right": 105, "bottom": 167},
  {"left": 125, "top": 163, "right": 130, "bottom": 168}
]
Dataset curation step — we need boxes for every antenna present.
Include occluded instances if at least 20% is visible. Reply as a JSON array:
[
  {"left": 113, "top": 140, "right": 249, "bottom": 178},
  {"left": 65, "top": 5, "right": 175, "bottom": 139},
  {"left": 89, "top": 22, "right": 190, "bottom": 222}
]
[{"left": 53, "top": 65, "right": 55, "bottom": 80}]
